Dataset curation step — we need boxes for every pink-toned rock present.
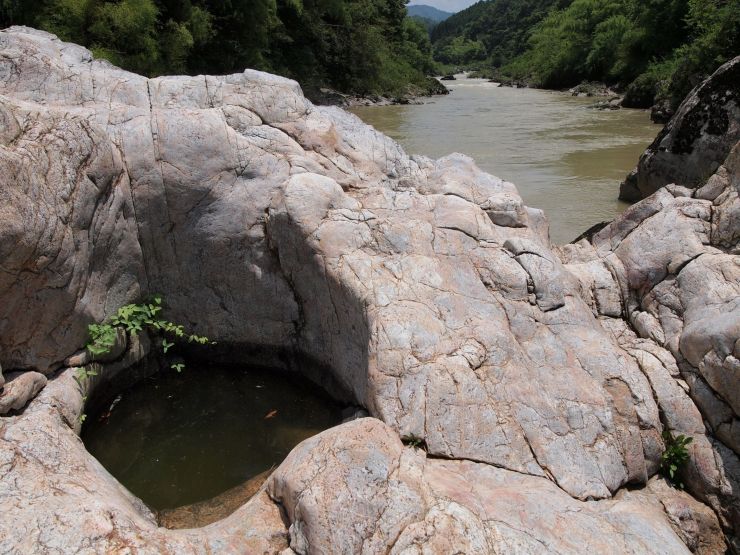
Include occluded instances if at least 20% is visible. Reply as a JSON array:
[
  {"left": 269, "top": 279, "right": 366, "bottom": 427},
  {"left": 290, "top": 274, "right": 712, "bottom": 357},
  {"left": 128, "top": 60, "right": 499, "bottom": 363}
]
[
  {"left": 268, "top": 419, "right": 704, "bottom": 554},
  {"left": 0, "top": 27, "right": 736, "bottom": 553},
  {"left": 0, "top": 371, "right": 47, "bottom": 414}
]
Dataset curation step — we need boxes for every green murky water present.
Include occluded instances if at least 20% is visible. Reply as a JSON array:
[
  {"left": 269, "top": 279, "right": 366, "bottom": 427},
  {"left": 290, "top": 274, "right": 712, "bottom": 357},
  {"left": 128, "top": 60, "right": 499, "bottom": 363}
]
[
  {"left": 351, "top": 78, "right": 659, "bottom": 244},
  {"left": 82, "top": 364, "right": 342, "bottom": 510}
]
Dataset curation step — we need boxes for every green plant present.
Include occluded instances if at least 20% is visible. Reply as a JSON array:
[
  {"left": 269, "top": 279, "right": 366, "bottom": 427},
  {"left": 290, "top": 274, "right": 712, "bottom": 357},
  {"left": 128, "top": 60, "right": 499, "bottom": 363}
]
[
  {"left": 75, "top": 366, "right": 98, "bottom": 381},
  {"left": 85, "top": 295, "right": 211, "bottom": 369},
  {"left": 76, "top": 396, "right": 88, "bottom": 424},
  {"left": 402, "top": 434, "right": 426, "bottom": 450},
  {"left": 660, "top": 430, "right": 693, "bottom": 488}
]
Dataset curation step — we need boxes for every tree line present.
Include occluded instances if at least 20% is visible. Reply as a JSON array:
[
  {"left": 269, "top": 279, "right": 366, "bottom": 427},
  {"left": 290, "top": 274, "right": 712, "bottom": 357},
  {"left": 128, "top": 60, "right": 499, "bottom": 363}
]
[
  {"left": 0, "top": 0, "right": 439, "bottom": 97},
  {"left": 431, "top": 0, "right": 739, "bottom": 111}
]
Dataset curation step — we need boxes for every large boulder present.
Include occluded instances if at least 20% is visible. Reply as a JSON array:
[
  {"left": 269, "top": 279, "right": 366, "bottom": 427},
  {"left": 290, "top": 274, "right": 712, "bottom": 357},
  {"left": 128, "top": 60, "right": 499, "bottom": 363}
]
[
  {"left": 0, "top": 27, "right": 663, "bottom": 502},
  {"left": 0, "top": 28, "right": 737, "bottom": 553},
  {"left": 561, "top": 144, "right": 740, "bottom": 533},
  {"left": 620, "top": 56, "right": 740, "bottom": 201}
]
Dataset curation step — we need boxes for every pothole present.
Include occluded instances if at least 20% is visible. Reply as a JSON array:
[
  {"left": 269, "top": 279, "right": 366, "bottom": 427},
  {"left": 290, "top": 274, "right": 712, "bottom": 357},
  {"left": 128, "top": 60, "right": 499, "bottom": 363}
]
[{"left": 81, "top": 358, "right": 345, "bottom": 526}]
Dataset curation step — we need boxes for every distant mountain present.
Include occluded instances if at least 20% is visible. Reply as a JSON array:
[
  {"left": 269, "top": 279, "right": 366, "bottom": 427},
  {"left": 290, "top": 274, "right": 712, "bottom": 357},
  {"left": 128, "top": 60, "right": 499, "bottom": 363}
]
[{"left": 407, "top": 5, "right": 454, "bottom": 23}]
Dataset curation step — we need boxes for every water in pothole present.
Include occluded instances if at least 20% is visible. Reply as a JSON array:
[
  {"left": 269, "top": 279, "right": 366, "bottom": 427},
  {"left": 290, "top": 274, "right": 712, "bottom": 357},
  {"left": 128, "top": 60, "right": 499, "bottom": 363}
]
[{"left": 82, "top": 363, "right": 343, "bottom": 510}]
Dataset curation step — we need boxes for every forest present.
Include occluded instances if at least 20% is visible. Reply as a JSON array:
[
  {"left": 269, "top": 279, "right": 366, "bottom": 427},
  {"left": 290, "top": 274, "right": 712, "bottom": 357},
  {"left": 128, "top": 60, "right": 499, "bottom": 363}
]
[
  {"left": 432, "top": 0, "right": 740, "bottom": 110},
  {"left": 0, "top": 0, "right": 439, "bottom": 98}
]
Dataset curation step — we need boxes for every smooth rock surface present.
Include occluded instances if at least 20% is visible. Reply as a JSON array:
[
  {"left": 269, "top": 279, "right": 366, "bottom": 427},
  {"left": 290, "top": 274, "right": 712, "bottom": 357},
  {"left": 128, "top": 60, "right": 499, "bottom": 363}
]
[
  {"left": 0, "top": 371, "right": 47, "bottom": 414},
  {"left": 269, "top": 419, "right": 694, "bottom": 554},
  {"left": 0, "top": 28, "right": 737, "bottom": 553}
]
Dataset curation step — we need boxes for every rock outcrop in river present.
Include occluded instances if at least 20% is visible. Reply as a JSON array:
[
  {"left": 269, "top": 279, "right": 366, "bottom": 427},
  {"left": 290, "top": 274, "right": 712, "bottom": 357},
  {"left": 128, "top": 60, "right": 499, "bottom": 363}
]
[
  {"left": 620, "top": 55, "right": 740, "bottom": 202},
  {"left": 0, "top": 28, "right": 738, "bottom": 553}
]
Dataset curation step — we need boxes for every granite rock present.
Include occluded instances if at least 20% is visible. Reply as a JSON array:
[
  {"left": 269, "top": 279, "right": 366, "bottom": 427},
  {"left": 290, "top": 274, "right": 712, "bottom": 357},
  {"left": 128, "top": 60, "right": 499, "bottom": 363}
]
[
  {"left": 0, "top": 28, "right": 736, "bottom": 553},
  {"left": 0, "top": 371, "right": 47, "bottom": 414}
]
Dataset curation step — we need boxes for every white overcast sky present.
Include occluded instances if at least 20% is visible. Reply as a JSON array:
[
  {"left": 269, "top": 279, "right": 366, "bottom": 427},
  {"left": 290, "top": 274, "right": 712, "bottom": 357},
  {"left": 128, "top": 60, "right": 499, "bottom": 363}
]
[{"left": 408, "top": 0, "right": 480, "bottom": 13}]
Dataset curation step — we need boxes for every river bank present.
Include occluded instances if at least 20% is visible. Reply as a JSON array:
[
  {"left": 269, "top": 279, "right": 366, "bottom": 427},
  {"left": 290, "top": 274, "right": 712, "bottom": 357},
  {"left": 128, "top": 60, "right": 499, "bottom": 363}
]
[
  {"left": 463, "top": 70, "right": 676, "bottom": 121},
  {"left": 308, "top": 77, "right": 450, "bottom": 107}
]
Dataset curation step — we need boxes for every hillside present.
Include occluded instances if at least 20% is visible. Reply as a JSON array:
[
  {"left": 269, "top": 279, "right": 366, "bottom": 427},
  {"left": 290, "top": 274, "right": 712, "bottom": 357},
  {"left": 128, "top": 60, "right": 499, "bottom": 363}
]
[
  {"left": 431, "top": 0, "right": 565, "bottom": 66},
  {"left": 0, "top": 0, "right": 440, "bottom": 99},
  {"left": 431, "top": 0, "right": 740, "bottom": 114},
  {"left": 407, "top": 4, "right": 454, "bottom": 22}
]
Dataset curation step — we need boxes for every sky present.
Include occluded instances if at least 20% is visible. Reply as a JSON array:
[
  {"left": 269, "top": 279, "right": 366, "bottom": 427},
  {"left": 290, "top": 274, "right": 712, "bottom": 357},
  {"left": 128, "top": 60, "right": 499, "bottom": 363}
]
[{"left": 408, "top": 0, "right": 479, "bottom": 14}]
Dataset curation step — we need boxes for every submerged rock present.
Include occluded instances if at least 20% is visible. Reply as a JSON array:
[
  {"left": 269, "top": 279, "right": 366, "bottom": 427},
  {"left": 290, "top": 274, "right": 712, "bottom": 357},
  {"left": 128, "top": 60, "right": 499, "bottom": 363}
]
[
  {"left": 0, "top": 28, "right": 737, "bottom": 553},
  {"left": 157, "top": 469, "right": 273, "bottom": 529}
]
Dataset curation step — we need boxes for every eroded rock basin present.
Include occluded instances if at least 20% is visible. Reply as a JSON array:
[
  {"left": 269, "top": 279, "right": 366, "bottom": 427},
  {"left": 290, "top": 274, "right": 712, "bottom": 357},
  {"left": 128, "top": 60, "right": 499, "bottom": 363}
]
[{"left": 82, "top": 363, "right": 343, "bottom": 512}]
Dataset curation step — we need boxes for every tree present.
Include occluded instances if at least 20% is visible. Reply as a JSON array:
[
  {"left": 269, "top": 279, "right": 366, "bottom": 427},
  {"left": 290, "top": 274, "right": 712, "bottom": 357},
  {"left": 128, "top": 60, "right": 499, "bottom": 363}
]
[{"left": 2, "top": 0, "right": 441, "bottom": 97}]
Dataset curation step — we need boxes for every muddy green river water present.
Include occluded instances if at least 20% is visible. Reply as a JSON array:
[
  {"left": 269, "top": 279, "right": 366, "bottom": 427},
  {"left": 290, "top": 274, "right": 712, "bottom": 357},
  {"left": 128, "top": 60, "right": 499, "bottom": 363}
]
[
  {"left": 83, "top": 364, "right": 342, "bottom": 510},
  {"left": 351, "top": 78, "right": 660, "bottom": 244}
]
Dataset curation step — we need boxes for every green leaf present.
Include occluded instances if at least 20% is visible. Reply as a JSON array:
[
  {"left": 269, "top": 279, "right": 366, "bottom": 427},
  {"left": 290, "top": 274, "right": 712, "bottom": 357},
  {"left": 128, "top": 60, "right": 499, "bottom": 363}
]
[
  {"left": 82, "top": 296, "right": 208, "bottom": 378},
  {"left": 660, "top": 430, "right": 693, "bottom": 487}
]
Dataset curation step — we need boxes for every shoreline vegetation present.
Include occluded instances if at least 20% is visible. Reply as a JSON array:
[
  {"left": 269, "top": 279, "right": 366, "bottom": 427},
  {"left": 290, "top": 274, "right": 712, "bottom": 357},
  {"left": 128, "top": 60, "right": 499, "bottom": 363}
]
[
  {"left": 0, "top": 0, "right": 445, "bottom": 102},
  {"left": 6, "top": 0, "right": 735, "bottom": 113},
  {"left": 430, "top": 0, "right": 740, "bottom": 122}
]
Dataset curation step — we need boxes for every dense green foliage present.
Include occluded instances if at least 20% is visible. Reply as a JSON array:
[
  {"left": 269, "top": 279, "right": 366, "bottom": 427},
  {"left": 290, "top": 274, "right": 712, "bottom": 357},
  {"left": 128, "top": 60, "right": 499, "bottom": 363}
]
[
  {"left": 431, "top": 0, "right": 740, "bottom": 109},
  {"left": 0, "top": 0, "right": 438, "bottom": 96},
  {"left": 431, "top": 0, "right": 566, "bottom": 68},
  {"left": 410, "top": 15, "right": 438, "bottom": 33}
]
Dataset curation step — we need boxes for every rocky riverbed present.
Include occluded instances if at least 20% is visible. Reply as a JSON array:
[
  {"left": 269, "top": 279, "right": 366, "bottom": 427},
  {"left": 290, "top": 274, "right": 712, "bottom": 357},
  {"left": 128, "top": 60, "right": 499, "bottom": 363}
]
[{"left": 0, "top": 28, "right": 738, "bottom": 554}]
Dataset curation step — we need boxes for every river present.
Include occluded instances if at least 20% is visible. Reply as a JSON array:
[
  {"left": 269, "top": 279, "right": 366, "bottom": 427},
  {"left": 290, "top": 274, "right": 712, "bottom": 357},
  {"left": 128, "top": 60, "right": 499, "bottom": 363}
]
[{"left": 350, "top": 78, "right": 660, "bottom": 244}]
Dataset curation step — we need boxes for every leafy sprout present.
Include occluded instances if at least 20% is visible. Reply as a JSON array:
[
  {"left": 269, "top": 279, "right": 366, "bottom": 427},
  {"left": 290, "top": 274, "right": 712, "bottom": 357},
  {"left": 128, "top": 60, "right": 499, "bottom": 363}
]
[{"left": 660, "top": 430, "right": 693, "bottom": 488}]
